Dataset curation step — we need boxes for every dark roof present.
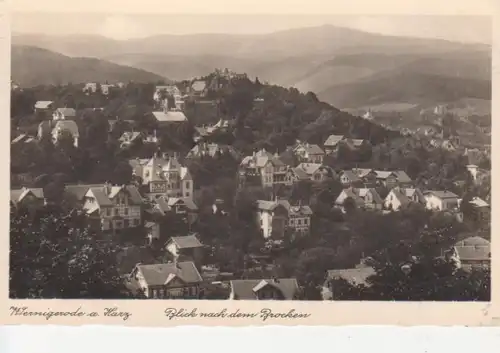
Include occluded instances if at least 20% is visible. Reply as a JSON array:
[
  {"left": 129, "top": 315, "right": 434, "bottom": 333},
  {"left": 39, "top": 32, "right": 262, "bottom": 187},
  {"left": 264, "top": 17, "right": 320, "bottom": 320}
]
[
  {"left": 455, "top": 246, "right": 490, "bottom": 261},
  {"left": 169, "top": 235, "right": 203, "bottom": 249},
  {"left": 87, "top": 184, "right": 143, "bottom": 206},
  {"left": 240, "top": 149, "right": 286, "bottom": 169},
  {"left": 298, "top": 143, "right": 324, "bottom": 155},
  {"left": 168, "top": 197, "right": 198, "bottom": 211},
  {"left": 64, "top": 184, "right": 103, "bottom": 200},
  {"left": 326, "top": 267, "right": 376, "bottom": 286},
  {"left": 137, "top": 261, "right": 203, "bottom": 286},
  {"left": 10, "top": 187, "right": 44, "bottom": 204},
  {"left": 230, "top": 278, "right": 299, "bottom": 300},
  {"left": 455, "top": 236, "right": 490, "bottom": 247},
  {"left": 340, "top": 170, "right": 361, "bottom": 182},
  {"left": 393, "top": 170, "right": 412, "bottom": 183},
  {"left": 424, "top": 190, "right": 459, "bottom": 199}
]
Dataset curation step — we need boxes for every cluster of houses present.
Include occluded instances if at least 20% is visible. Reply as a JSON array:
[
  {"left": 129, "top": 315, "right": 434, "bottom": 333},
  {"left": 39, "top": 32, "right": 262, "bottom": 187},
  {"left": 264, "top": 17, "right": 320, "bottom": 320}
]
[
  {"left": 10, "top": 101, "right": 80, "bottom": 148},
  {"left": 83, "top": 82, "right": 125, "bottom": 95},
  {"left": 11, "top": 175, "right": 490, "bottom": 301},
  {"left": 36, "top": 105, "right": 80, "bottom": 147},
  {"left": 321, "top": 233, "right": 491, "bottom": 300},
  {"left": 11, "top": 78, "right": 491, "bottom": 301}
]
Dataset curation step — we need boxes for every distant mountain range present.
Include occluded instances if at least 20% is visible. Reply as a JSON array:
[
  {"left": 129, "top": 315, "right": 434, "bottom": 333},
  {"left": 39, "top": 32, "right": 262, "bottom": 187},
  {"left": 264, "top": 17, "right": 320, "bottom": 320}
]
[
  {"left": 12, "top": 25, "right": 491, "bottom": 112},
  {"left": 11, "top": 45, "right": 167, "bottom": 86}
]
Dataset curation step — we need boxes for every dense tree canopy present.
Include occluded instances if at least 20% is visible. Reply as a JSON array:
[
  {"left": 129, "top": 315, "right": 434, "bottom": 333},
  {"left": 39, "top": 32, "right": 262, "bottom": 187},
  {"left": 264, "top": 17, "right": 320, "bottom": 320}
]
[{"left": 10, "top": 205, "right": 137, "bottom": 298}]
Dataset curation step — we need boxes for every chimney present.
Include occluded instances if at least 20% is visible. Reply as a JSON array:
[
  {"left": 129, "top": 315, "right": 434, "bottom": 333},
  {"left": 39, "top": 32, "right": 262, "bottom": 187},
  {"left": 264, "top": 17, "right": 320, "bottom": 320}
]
[{"left": 103, "top": 181, "right": 111, "bottom": 195}]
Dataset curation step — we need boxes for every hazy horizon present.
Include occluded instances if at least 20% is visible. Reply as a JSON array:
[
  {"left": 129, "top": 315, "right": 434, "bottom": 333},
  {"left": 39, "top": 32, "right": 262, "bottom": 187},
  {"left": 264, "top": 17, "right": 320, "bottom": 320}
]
[{"left": 12, "top": 13, "right": 492, "bottom": 45}]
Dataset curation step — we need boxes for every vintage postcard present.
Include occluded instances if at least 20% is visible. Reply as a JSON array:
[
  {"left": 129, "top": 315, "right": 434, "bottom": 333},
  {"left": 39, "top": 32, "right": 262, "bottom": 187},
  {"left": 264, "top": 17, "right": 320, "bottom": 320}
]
[{"left": 2, "top": 0, "right": 499, "bottom": 326}]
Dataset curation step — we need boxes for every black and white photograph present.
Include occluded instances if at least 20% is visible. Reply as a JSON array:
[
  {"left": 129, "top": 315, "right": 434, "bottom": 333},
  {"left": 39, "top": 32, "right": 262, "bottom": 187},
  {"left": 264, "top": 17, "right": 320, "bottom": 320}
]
[{"left": 9, "top": 11, "right": 492, "bottom": 301}]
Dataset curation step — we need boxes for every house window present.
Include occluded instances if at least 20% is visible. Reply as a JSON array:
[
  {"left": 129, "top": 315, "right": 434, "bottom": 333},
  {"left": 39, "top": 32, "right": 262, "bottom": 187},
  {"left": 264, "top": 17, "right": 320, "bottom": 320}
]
[
  {"left": 298, "top": 219, "right": 302, "bottom": 225},
  {"left": 114, "top": 208, "right": 119, "bottom": 216},
  {"left": 106, "top": 208, "right": 111, "bottom": 216},
  {"left": 159, "top": 289, "right": 164, "bottom": 298},
  {"left": 185, "top": 181, "right": 190, "bottom": 188},
  {"left": 186, "top": 192, "right": 190, "bottom": 197},
  {"left": 124, "top": 219, "right": 129, "bottom": 228},
  {"left": 124, "top": 207, "right": 129, "bottom": 215},
  {"left": 304, "top": 218, "right": 309, "bottom": 225}
]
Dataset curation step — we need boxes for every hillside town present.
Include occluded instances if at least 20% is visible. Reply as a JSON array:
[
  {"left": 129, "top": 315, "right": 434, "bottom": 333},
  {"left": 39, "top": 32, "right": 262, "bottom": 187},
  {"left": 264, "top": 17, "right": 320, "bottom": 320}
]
[{"left": 10, "top": 69, "right": 491, "bottom": 301}]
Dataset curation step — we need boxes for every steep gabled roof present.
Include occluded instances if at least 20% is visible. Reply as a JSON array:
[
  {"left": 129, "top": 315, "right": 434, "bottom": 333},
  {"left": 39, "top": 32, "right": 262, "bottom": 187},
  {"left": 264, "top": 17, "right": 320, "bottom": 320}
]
[
  {"left": 326, "top": 266, "right": 376, "bottom": 286},
  {"left": 167, "top": 197, "right": 198, "bottom": 210},
  {"left": 64, "top": 184, "right": 103, "bottom": 200},
  {"left": 358, "top": 188, "right": 383, "bottom": 204},
  {"left": 169, "top": 235, "right": 203, "bottom": 249},
  {"left": 374, "top": 170, "right": 397, "bottom": 179},
  {"left": 230, "top": 278, "right": 299, "bottom": 300},
  {"left": 424, "top": 190, "right": 459, "bottom": 199},
  {"left": 11, "top": 187, "right": 44, "bottom": 204},
  {"left": 180, "top": 167, "right": 192, "bottom": 181},
  {"left": 296, "top": 163, "right": 323, "bottom": 175},
  {"left": 86, "top": 184, "right": 142, "bottom": 207},
  {"left": 297, "top": 143, "right": 324, "bottom": 155},
  {"left": 340, "top": 170, "right": 361, "bottom": 182},
  {"left": 241, "top": 149, "right": 285, "bottom": 169},
  {"left": 393, "top": 170, "right": 412, "bottom": 183},
  {"left": 324, "top": 134, "right": 345, "bottom": 147},
  {"left": 352, "top": 168, "right": 375, "bottom": 178},
  {"left": 137, "top": 261, "right": 203, "bottom": 286}
]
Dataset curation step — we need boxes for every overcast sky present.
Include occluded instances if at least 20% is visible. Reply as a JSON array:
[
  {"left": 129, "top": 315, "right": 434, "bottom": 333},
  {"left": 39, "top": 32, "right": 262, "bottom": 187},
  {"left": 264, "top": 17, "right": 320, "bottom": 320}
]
[
  {"left": 12, "top": 13, "right": 492, "bottom": 44},
  {"left": 11, "top": 0, "right": 493, "bottom": 44}
]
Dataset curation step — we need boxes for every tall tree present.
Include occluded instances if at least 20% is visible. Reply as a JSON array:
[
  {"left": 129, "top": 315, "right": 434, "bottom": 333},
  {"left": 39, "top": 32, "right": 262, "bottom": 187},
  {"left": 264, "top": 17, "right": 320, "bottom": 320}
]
[{"left": 10, "top": 206, "right": 135, "bottom": 298}]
